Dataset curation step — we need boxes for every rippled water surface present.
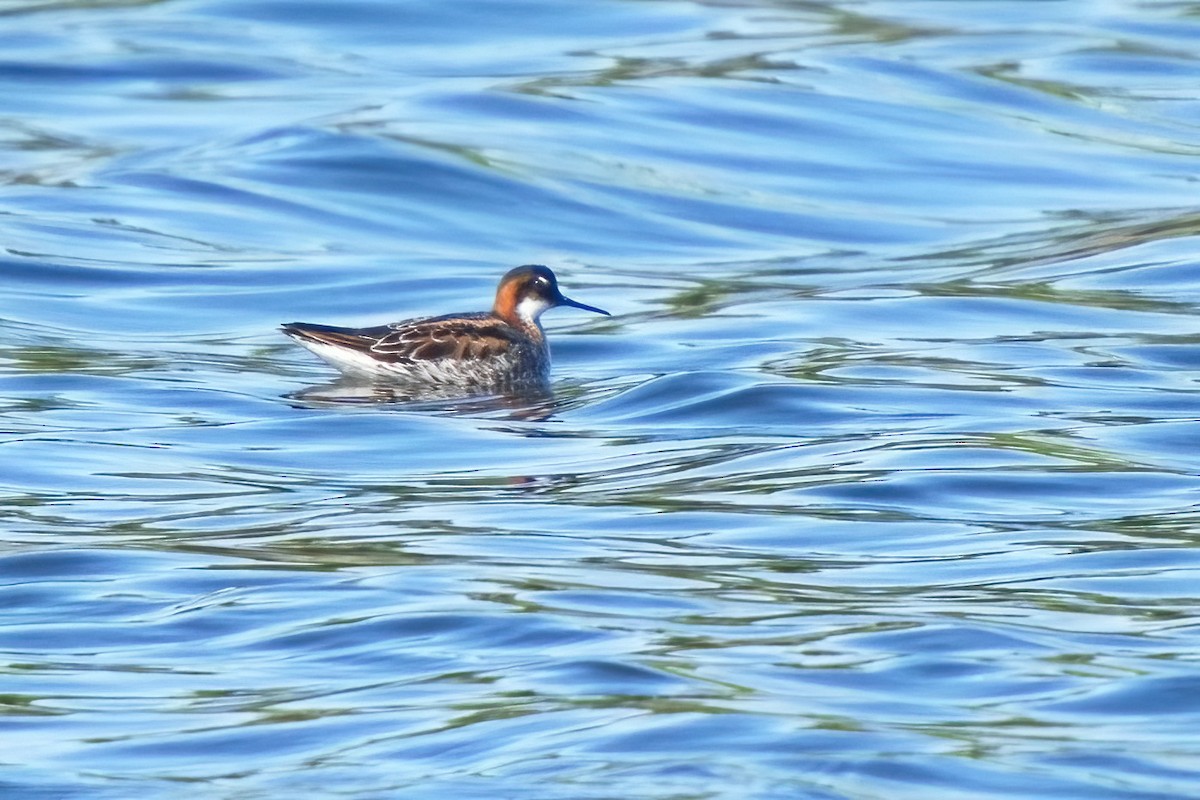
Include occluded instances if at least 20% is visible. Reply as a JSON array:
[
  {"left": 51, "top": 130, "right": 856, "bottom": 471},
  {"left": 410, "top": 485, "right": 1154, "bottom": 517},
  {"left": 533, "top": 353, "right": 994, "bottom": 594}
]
[{"left": 3, "top": 1, "right": 1200, "bottom": 797}]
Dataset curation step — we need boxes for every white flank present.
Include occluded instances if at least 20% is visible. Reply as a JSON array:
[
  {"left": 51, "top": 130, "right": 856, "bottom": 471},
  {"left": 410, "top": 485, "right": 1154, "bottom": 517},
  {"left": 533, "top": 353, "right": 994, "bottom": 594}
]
[{"left": 289, "top": 333, "right": 540, "bottom": 386}]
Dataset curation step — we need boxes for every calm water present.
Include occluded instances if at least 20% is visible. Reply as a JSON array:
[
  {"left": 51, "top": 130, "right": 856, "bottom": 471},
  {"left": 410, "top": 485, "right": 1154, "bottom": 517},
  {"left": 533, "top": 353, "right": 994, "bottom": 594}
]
[{"left": 2, "top": 1, "right": 1199, "bottom": 797}]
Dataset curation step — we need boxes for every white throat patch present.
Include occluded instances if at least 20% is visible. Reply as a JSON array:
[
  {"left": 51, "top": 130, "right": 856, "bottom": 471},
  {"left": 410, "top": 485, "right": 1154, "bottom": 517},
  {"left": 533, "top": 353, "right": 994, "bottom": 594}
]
[{"left": 514, "top": 295, "right": 553, "bottom": 325}]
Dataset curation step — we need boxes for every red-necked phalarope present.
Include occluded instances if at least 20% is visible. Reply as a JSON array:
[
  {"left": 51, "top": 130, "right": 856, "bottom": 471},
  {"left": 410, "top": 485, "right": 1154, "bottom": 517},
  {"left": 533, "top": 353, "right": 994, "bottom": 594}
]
[{"left": 281, "top": 265, "right": 609, "bottom": 388}]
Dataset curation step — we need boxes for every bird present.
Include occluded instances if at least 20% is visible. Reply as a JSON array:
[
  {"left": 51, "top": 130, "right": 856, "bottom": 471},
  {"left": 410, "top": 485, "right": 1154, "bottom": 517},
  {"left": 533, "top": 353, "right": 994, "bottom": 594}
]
[{"left": 281, "top": 265, "right": 609, "bottom": 390}]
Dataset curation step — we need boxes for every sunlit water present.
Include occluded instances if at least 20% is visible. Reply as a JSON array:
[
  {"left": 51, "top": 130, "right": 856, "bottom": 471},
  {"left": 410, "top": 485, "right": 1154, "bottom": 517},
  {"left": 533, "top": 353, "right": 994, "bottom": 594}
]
[{"left": 2, "top": 1, "right": 1199, "bottom": 798}]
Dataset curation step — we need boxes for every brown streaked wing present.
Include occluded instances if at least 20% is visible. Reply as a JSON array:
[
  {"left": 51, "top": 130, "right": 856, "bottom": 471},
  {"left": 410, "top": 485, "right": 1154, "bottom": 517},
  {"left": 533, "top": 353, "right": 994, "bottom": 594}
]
[{"left": 369, "top": 314, "right": 521, "bottom": 362}]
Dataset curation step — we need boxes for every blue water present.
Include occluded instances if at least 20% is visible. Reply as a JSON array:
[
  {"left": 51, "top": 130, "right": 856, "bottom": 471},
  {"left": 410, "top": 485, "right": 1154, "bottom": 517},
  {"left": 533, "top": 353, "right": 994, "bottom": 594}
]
[{"left": 2, "top": 1, "right": 1199, "bottom": 798}]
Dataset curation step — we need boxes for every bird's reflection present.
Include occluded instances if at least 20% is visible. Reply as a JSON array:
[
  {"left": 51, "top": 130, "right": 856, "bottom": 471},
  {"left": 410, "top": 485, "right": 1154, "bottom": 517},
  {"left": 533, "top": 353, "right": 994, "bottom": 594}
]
[{"left": 285, "top": 376, "right": 559, "bottom": 420}]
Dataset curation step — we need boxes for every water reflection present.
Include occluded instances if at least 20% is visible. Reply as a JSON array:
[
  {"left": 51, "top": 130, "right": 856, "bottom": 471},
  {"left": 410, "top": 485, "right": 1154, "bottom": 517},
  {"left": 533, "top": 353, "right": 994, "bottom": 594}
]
[{"left": 285, "top": 376, "right": 558, "bottom": 419}]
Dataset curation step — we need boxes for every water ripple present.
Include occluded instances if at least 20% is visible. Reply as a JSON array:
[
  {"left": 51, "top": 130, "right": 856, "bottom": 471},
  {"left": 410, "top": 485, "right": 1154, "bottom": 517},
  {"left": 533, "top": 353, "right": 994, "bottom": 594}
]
[{"left": 3, "top": 0, "right": 1200, "bottom": 798}]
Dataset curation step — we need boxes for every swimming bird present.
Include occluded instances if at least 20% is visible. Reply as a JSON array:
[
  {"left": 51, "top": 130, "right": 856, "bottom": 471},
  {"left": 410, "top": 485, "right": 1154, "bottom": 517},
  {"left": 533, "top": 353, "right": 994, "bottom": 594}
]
[{"left": 281, "top": 265, "right": 609, "bottom": 389}]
